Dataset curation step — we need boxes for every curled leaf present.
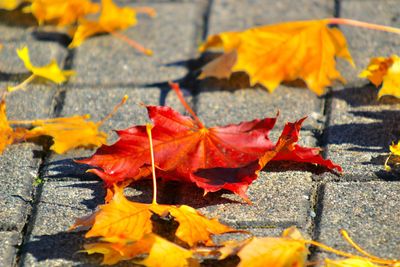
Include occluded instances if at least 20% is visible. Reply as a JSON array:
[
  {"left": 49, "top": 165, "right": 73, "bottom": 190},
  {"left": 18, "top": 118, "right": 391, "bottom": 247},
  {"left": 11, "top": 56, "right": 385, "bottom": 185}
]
[
  {"left": 200, "top": 19, "right": 354, "bottom": 95},
  {"left": 359, "top": 55, "right": 400, "bottom": 98},
  {"left": 0, "top": 0, "right": 26, "bottom": 10}
]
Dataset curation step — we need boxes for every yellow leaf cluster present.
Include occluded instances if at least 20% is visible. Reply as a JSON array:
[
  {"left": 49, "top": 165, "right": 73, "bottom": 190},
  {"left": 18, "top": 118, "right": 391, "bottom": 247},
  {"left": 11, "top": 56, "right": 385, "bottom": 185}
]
[
  {"left": 359, "top": 55, "right": 400, "bottom": 99},
  {"left": 200, "top": 19, "right": 354, "bottom": 95},
  {"left": 72, "top": 185, "right": 235, "bottom": 265}
]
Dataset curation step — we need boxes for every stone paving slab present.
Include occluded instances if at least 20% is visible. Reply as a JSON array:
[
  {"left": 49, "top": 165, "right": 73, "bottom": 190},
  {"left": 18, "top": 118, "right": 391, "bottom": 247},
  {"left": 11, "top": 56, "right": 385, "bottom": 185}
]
[
  {"left": 0, "top": 231, "right": 20, "bottom": 267},
  {"left": 20, "top": 180, "right": 102, "bottom": 266},
  {"left": 0, "top": 144, "right": 40, "bottom": 232},
  {"left": 316, "top": 181, "right": 400, "bottom": 260},
  {"left": 69, "top": 2, "right": 199, "bottom": 87},
  {"left": 325, "top": 0, "right": 400, "bottom": 179},
  {"left": 178, "top": 171, "right": 313, "bottom": 229}
]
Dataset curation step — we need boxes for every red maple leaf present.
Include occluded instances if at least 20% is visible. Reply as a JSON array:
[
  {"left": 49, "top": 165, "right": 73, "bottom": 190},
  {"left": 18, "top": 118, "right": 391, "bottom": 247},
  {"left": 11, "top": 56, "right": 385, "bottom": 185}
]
[{"left": 78, "top": 83, "right": 341, "bottom": 202}]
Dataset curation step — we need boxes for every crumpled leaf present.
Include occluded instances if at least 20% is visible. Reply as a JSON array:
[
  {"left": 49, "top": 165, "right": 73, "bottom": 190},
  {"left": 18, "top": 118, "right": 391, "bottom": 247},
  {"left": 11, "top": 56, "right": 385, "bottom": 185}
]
[
  {"left": 324, "top": 258, "right": 379, "bottom": 267},
  {"left": 69, "top": 0, "right": 137, "bottom": 48},
  {"left": 200, "top": 19, "right": 354, "bottom": 95},
  {"left": 0, "top": 97, "right": 15, "bottom": 153},
  {"left": 72, "top": 185, "right": 235, "bottom": 247},
  {"left": 0, "top": 0, "right": 26, "bottom": 10},
  {"left": 27, "top": 0, "right": 100, "bottom": 26},
  {"left": 19, "top": 115, "right": 107, "bottom": 154},
  {"left": 359, "top": 55, "right": 400, "bottom": 98},
  {"left": 8, "top": 46, "right": 74, "bottom": 91}
]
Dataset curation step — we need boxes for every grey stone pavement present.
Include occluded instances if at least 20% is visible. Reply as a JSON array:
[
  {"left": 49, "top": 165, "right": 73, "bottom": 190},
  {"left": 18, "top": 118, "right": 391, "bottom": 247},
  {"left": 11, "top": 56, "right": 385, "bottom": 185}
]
[{"left": 0, "top": 0, "right": 400, "bottom": 266}]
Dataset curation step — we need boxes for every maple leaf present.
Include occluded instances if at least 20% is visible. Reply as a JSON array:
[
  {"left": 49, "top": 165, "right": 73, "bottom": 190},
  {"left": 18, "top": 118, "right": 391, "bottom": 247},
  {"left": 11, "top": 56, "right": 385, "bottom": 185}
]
[
  {"left": 0, "top": 97, "right": 15, "bottom": 153},
  {"left": 79, "top": 83, "right": 341, "bottom": 201},
  {"left": 26, "top": 0, "right": 100, "bottom": 26},
  {"left": 359, "top": 55, "right": 400, "bottom": 98},
  {"left": 72, "top": 185, "right": 235, "bottom": 247},
  {"left": 217, "top": 226, "right": 308, "bottom": 267},
  {"left": 7, "top": 95, "right": 127, "bottom": 154},
  {"left": 8, "top": 46, "right": 75, "bottom": 92},
  {"left": 199, "top": 19, "right": 354, "bottom": 95},
  {"left": 85, "top": 234, "right": 195, "bottom": 266},
  {"left": 68, "top": 0, "right": 154, "bottom": 54}
]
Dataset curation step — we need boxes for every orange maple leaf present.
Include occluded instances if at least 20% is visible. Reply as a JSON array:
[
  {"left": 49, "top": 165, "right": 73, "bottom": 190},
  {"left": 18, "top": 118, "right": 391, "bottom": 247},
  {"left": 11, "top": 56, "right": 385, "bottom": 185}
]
[
  {"left": 0, "top": 96, "right": 16, "bottom": 153},
  {"left": 0, "top": 96, "right": 127, "bottom": 154},
  {"left": 200, "top": 19, "right": 355, "bottom": 95},
  {"left": 216, "top": 226, "right": 308, "bottom": 267},
  {"left": 68, "top": 0, "right": 154, "bottom": 55},
  {"left": 359, "top": 55, "right": 400, "bottom": 99}
]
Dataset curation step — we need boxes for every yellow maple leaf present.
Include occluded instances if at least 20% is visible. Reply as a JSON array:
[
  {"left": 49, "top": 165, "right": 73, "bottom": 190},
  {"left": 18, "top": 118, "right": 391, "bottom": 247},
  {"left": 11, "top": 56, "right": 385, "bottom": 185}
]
[
  {"left": 200, "top": 19, "right": 354, "bottom": 95},
  {"left": 27, "top": 0, "right": 100, "bottom": 26},
  {"left": 8, "top": 46, "right": 75, "bottom": 92},
  {"left": 72, "top": 185, "right": 234, "bottom": 246},
  {"left": 324, "top": 258, "right": 379, "bottom": 267},
  {"left": 19, "top": 115, "right": 107, "bottom": 154},
  {"left": 151, "top": 204, "right": 235, "bottom": 247},
  {"left": 69, "top": 0, "right": 137, "bottom": 48},
  {"left": 235, "top": 227, "right": 308, "bottom": 267},
  {"left": 85, "top": 234, "right": 195, "bottom": 266},
  {"left": 0, "top": 0, "right": 26, "bottom": 10},
  {"left": 359, "top": 55, "right": 400, "bottom": 98},
  {"left": 0, "top": 97, "right": 15, "bottom": 153}
]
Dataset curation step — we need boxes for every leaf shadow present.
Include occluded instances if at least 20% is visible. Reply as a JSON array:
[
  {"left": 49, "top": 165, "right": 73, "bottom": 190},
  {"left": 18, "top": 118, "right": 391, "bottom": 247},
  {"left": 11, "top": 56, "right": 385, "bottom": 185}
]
[
  {"left": 0, "top": 7, "right": 37, "bottom": 28},
  {"left": 20, "top": 231, "right": 138, "bottom": 267},
  {"left": 331, "top": 84, "right": 400, "bottom": 107}
]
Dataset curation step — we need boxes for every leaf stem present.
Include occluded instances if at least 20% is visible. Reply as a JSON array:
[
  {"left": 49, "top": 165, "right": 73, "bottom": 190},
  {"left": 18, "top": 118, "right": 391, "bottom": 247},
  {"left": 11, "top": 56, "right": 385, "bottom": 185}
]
[
  {"left": 146, "top": 123, "right": 158, "bottom": 205},
  {"left": 97, "top": 95, "right": 128, "bottom": 126},
  {"left": 109, "top": 31, "right": 153, "bottom": 56},
  {"left": 340, "top": 230, "right": 384, "bottom": 261},
  {"left": 7, "top": 74, "right": 36, "bottom": 92},
  {"left": 169, "top": 82, "right": 205, "bottom": 128},
  {"left": 326, "top": 18, "right": 400, "bottom": 35},
  {"left": 304, "top": 240, "right": 398, "bottom": 265}
]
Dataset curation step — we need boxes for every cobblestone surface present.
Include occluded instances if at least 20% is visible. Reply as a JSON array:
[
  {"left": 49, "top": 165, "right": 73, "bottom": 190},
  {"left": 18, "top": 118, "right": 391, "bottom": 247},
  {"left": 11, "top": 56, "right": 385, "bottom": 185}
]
[{"left": 0, "top": 0, "right": 399, "bottom": 266}]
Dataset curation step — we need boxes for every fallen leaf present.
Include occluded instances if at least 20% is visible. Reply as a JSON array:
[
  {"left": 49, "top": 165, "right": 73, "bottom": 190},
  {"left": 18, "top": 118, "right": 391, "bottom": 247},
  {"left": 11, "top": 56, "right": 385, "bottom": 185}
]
[
  {"left": 72, "top": 185, "right": 235, "bottom": 247},
  {"left": 151, "top": 204, "right": 234, "bottom": 247},
  {"left": 359, "top": 55, "right": 400, "bottom": 98},
  {"left": 19, "top": 115, "right": 107, "bottom": 154},
  {"left": 0, "top": 97, "right": 15, "bottom": 153},
  {"left": 390, "top": 141, "right": 400, "bottom": 156},
  {"left": 324, "top": 258, "right": 379, "bottom": 267},
  {"left": 200, "top": 19, "right": 354, "bottom": 95},
  {"left": 27, "top": 0, "right": 100, "bottom": 26},
  {"left": 79, "top": 83, "right": 341, "bottom": 200},
  {"left": 84, "top": 234, "right": 196, "bottom": 266},
  {"left": 216, "top": 227, "right": 308, "bottom": 267},
  {"left": 8, "top": 46, "right": 75, "bottom": 92},
  {"left": 69, "top": 0, "right": 137, "bottom": 48}
]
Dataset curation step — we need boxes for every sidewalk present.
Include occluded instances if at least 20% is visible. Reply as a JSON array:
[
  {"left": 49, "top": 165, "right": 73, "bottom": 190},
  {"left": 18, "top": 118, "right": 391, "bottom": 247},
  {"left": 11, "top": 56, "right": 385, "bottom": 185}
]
[{"left": 0, "top": 0, "right": 399, "bottom": 266}]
